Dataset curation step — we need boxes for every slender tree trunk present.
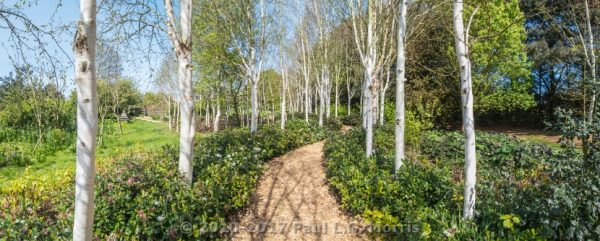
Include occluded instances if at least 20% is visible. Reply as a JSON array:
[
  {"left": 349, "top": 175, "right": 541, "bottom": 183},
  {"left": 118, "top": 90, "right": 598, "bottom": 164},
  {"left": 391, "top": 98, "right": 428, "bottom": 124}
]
[
  {"left": 114, "top": 110, "right": 123, "bottom": 135},
  {"left": 319, "top": 70, "right": 325, "bottom": 126},
  {"left": 585, "top": 0, "right": 597, "bottom": 124},
  {"left": 365, "top": 73, "right": 374, "bottom": 157},
  {"left": 205, "top": 100, "right": 210, "bottom": 128},
  {"left": 261, "top": 79, "right": 267, "bottom": 125},
  {"left": 325, "top": 69, "right": 331, "bottom": 118},
  {"left": 213, "top": 98, "right": 221, "bottom": 132},
  {"left": 280, "top": 59, "right": 287, "bottom": 130},
  {"left": 251, "top": 78, "right": 259, "bottom": 133},
  {"left": 365, "top": 5, "right": 376, "bottom": 157},
  {"left": 361, "top": 77, "right": 366, "bottom": 128},
  {"left": 301, "top": 37, "right": 310, "bottom": 123},
  {"left": 175, "top": 102, "right": 180, "bottom": 133},
  {"left": 372, "top": 72, "right": 379, "bottom": 125},
  {"left": 114, "top": 91, "right": 123, "bottom": 135},
  {"left": 73, "top": 0, "right": 98, "bottom": 239},
  {"left": 453, "top": 0, "right": 477, "bottom": 220},
  {"left": 177, "top": 56, "right": 194, "bottom": 184},
  {"left": 335, "top": 78, "right": 339, "bottom": 118},
  {"left": 167, "top": 95, "right": 173, "bottom": 130},
  {"left": 304, "top": 75, "right": 309, "bottom": 123},
  {"left": 98, "top": 113, "right": 106, "bottom": 146},
  {"left": 347, "top": 73, "right": 352, "bottom": 116},
  {"left": 379, "top": 85, "right": 384, "bottom": 125},
  {"left": 165, "top": 0, "right": 195, "bottom": 185},
  {"left": 395, "top": 0, "right": 408, "bottom": 173}
]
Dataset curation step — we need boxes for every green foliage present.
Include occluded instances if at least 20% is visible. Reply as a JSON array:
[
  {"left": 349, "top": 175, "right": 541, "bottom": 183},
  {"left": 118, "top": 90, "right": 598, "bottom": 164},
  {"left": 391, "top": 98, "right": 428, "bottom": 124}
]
[
  {"left": 97, "top": 78, "right": 143, "bottom": 118},
  {"left": 324, "top": 127, "right": 454, "bottom": 239},
  {"left": 324, "top": 125, "right": 579, "bottom": 239},
  {"left": 1, "top": 120, "right": 177, "bottom": 187},
  {"left": 340, "top": 112, "right": 362, "bottom": 126},
  {"left": 0, "top": 69, "right": 77, "bottom": 171},
  {"left": 382, "top": 104, "right": 434, "bottom": 148},
  {"left": 0, "top": 119, "right": 339, "bottom": 240},
  {"left": 0, "top": 144, "right": 33, "bottom": 168},
  {"left": 93, "top": 153, "right": 220, "bottom": 240},
  {"left": 467, "top": 0, "right": 535, "bottom": 115},
  {"left": 0, "top": 69, "right": 75, "bottom": 131},
  {"left": 0, "top": 127, "right": 74, "bottom": 169}
]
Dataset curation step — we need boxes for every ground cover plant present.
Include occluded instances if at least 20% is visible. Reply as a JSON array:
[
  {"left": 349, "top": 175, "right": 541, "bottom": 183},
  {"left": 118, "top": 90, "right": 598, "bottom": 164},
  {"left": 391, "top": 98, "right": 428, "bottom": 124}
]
[
  {"left": 0, "top": 119, "right": 339, "bottom": 240},
  {"left": 324, "top": 122, "right": 598, "bottom": 240},
  {"left": 0, "top": 120, "right": 178, "bottom": 187}
]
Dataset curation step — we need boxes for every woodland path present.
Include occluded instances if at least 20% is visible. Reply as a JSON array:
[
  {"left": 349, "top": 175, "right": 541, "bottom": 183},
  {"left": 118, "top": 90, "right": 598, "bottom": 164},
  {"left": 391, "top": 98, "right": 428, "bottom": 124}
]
[{"left": 232, "top": 127, "right": 368, "bottom": 241}]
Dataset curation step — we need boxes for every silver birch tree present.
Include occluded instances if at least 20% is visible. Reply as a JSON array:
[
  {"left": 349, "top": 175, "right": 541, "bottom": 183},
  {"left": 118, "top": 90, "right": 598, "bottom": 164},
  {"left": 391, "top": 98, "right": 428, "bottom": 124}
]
[
  {"left": 583, "top": 0, "right": 597, "bottom": 124},
  {"left": 165, "top": 0, "right": 195, "bottom": 185},
  {"left": 452, "top": 0, "right": 477, "bottom": 220},
  {"left": 72, "top": 0, "right": 98, "bottom": 240},
  {"left": 395, "top": 0, "right": 409, "bottom": 172},
  {"left": 349, "top": 0, "right": 394, "bottom": 157}
]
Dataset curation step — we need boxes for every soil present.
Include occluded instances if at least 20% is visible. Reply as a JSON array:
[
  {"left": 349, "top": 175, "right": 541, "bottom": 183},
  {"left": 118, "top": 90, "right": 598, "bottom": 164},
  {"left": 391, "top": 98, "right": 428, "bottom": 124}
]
[{"left": 232, "top": 129, "right": 368, "bottom": 241}]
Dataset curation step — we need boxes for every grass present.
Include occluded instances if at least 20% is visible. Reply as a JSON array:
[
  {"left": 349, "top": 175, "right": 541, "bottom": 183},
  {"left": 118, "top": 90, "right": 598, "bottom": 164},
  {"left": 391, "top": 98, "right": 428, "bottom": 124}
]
[{"left": 0, "top": 119, "right": 178, "bottom": 187}]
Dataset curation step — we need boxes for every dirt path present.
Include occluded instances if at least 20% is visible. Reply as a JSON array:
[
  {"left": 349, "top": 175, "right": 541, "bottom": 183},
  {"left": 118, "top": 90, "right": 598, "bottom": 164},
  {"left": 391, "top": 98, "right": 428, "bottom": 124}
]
[{"left": 232, "top": 140, "right": 368, "bottom": 241}]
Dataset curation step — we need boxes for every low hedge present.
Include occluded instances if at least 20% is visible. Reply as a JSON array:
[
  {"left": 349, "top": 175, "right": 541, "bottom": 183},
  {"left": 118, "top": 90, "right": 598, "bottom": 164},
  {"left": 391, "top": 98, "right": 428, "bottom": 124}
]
[
  {"left": 323, "top": 126, "right": 584, "bottom": 240},
  {"left": 0, "top": 119, "right": 339, "bottom": 240}
]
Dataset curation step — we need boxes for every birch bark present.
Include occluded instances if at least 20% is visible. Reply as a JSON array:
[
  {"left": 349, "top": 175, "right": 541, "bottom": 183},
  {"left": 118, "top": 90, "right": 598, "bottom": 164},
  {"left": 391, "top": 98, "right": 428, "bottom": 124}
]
[
  {"left": 72, "top": 0, "right": 98, "bottom": 240},
  {"left": 584, "top": 0, "right": 597, "bottom": 124},
  {"left": 165, "top": 0, "right": 195, "bottom": 185},
  {"left": 453, "top": 0, "right": 477, "bottom": 220},
  {"left": 395, "top": 0, "right": 408, "bottom": 172}
]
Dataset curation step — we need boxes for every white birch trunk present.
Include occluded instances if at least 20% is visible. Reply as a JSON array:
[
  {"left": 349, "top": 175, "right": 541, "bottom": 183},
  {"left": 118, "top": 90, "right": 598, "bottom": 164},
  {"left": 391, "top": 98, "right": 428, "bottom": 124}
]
[
  {"left": 347, "top": 72, "right": 353, "bottom": 116},
  {"left": 395, "top": 0, "right": 408, "bottom": 172},
  {"left": 168, "top": 95, "right": 173, "bottom": 130},
  {"left": 585, "top": 0, "right": 597, "bottom": 124},
  {"left": 379, "top": 85, "right": 384, "bottom": 125},
  {"left": 165, "top": 0, "right": 195, "bottom": 185},
  {"left": 73, "top": 0, "right": 98, "bottom": 240},
  {"left": 326, "top": 72, "right": 331, "bottom": 118},
  {"left": 251, "top": 78, "right": 259, "bottom": 132},
  {"left": 205, "top": 100, "right": 210, "bottom": 128},
  {"left": 301, "top": 39, "right": 310, "bottom": 123},
  {"left": 364, "top": 1, "right": 377, "bottom": 157},
  {"left": 361, "top": 77, "right": 367, "bottom": 128},
  {"left": 318, "top": 69, "right": 326, "bottom": 126},
  {"left": 335, "top": 77, "right": 339, "bottom": 118},
  {"left": 453, "top": 0, "right": 477, "bottom": 220},
  {"left": 365, "top": 73, "right": 374, "bottom": 157},
  {"left": 280, "top": 59, "right": 287, "bottom": 130},
  {"left": 213, "top": 99, "right": 221, "bottom": 132}
]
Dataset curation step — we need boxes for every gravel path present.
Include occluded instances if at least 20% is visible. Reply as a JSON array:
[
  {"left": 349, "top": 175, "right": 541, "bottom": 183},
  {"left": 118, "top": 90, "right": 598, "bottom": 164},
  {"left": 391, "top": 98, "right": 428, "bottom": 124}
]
[{"left": 232, "top": 140, "right": 368, "bottom": 241}]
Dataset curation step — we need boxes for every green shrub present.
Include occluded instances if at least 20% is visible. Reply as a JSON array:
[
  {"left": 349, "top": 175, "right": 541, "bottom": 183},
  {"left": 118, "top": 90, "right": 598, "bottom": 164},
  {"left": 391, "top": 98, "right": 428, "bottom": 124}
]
[
  {"left": 325, "top": 117, "right": 343, "bottom": 132},
  {"left": 0, "top": 120, "right": 339, "bottom": 240},
  {"left": 0, "top": 144, "right": 34, "bottom": 167},
  {"left": 324, "top": 127, "right": 455, "bottom": 239},
  {"left": 324, "top": 126, "right": 559, "bottom": 240},
  {"left": 340, "top": 113, "right": 362, "bottom": 126},
  {"left": 0, "top": 128, "right": 74, "bottom": 168}
]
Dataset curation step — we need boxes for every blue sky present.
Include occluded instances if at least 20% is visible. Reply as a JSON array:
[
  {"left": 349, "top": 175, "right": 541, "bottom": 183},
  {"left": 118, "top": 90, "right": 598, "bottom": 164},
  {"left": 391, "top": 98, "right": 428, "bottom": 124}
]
[
  {"left": 0, "top": 0, "right": 305, "bottom": 93},
  {"left": 0, "top": 0, "right": 163, "bottom": 93},
  {"left": 0, "top": 0, "right": 78, "bottom": 77}
]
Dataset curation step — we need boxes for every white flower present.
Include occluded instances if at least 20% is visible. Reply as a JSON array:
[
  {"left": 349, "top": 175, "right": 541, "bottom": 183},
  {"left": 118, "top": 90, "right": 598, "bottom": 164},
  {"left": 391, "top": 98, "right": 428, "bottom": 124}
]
[{"left": 157, "top": 215, "right": 165, "bottom": 221}]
